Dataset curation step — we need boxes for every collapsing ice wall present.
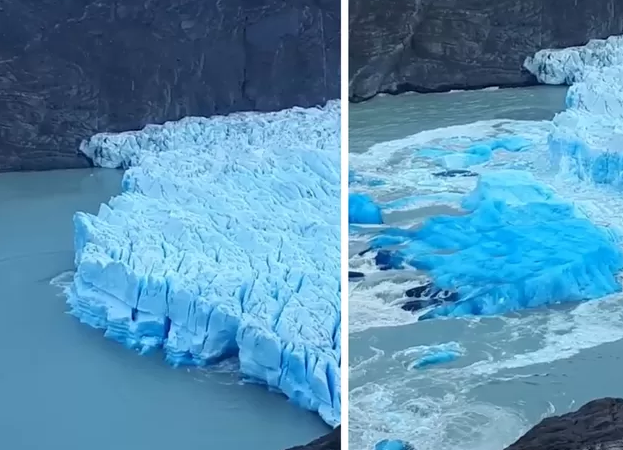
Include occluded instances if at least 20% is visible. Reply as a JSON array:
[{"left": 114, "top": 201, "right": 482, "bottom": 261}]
[{"left": 66, "top": 101, "right": 341, "bottom": 426}]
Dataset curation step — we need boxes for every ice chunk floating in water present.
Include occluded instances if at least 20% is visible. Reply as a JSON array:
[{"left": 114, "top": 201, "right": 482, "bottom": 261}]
[
  {"left": 411, "top": 342, "right": 464, "bottom": 369},
  {"left": 349, "top": 193, "right": 383, "bottom": 225},
  {"left": 67, "top": 101, "right": 341, "bottom": 426},
  {"left": 369, "top": 170, "right": 623, "bottom": 319}
]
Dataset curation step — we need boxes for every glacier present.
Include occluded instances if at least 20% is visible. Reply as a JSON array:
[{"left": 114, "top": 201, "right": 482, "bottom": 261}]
[
  {"left": 524, "top": 35, "right": 623, "bottom": 190},
  {"left": 524, "top": 35, "right": 623, "bottom": 85},
  {"left": 66, "top": 101, "right": 341, "bottom": 426}
]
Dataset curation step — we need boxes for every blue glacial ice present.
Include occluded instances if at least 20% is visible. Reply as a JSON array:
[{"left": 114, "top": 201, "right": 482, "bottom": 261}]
[
  {"left": 367, "top": 170, "right": 623, "bottom": 319},
  {"left": 411, "top": 342, "right": 464, "bottom": 369},
  {"left": 348, "top": 136, "right": 530, "bottom": 225},
  {"left": 524, "top": 35, "right": 623, "bottom": 84},
  {"left": 349, "top": 193, "right": 383, "bottom": 225},
  {"left": 375, "top": 439, "right": 414, "bottom": 450},
  {"left": 68, "top": 101, "right": 341, "bottom": 426},
  {"left": 524, "top": 35, "right": 623, "bottom": 189}
]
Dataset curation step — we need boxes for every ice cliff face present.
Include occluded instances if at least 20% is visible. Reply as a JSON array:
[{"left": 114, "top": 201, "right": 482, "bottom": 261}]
[
  {"left": 525, "top": 36, "right": 623, "bottom": 189},
  {"left": 0, "top": 0, "right": 339, "bottom": 171},
  {"left": 67, "top": 101, "right": 341, "bottom": 426},
  {"left": 349, "top": 0, "right": 623, "bottom": 101}
]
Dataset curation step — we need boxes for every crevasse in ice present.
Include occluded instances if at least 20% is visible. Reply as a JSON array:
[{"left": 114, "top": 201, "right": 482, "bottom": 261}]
[{"left": 68, "top": 101, "right": 341, "bottom": 426}]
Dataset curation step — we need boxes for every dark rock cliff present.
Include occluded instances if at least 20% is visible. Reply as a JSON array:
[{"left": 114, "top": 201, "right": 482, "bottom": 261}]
[
  {"left": 286, "top": 426, "right": 340, "bottom": 450},
  {"left": 349, "top": 0, "right": 623, "bottom": 101},
  {"left": 503, "top": 398, "right": 623, "bottom": 450},
  {"left": 0, "top": 0, "right": 339, "bottom": 172}
]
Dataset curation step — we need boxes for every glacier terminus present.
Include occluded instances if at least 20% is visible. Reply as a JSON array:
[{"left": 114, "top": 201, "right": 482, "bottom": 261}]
[{"left": 64, "top": 101, "right": 341, "bottom": 427}]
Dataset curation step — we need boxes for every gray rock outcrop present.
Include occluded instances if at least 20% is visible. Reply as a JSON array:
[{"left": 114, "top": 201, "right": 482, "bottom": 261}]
[
  {"left": 286, "top": 426, "right": 340, "bottom": 450},
  {"left": 349, "top": 0, "right": 623, "bottom": 101},
  {"left": 504, "top": 398, "right": 623, "bottom": 450},
  {"left": 0, "top": 0, "right": 339, "bottom": 171}
]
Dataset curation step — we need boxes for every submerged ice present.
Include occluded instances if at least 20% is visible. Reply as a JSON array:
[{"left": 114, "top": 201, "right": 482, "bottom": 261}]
[{"left": 68, "top": 101, "right": 341, "bottom": 426}]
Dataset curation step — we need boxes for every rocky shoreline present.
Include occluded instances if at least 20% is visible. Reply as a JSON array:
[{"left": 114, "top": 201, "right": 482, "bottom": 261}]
[
  {"left": 286, "top": 426, "right": 341, "bottom": 450},
  {"left": 504, "top": 398, "right": 623, "bottom": 450},
  {"left": 291, "top": 398, "right": 623, "bottom": 449}
]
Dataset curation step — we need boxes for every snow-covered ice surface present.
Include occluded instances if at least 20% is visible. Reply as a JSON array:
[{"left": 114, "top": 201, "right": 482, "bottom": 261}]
[
  {"left": 350, "top": 36, "right": 623, "bottom": 450},
  {"left": 66, "top": 101, "right": 341, "bottom": 426},
  {"left": 524, "top": 35, "right": 623, "bottom": 85}
]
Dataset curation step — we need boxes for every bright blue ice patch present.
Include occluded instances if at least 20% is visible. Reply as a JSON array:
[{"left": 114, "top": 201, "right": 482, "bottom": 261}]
[
  {"left": 68, "top": 101, "right": 341, "bottom": 426},
  {"left": 375, "top": 439, "right": 414, "bottom": 450},
  {"left": 349, "top": 193, "right": 383, "bottom": 225},
  {"left": 369, "top": 171, "right": 623, "bottom": 318},
  {"left": 413, "top": 350, "right": 460, "bottom": 369}
]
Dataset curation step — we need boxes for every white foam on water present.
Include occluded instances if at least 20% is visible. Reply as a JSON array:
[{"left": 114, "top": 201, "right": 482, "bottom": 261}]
[
  {"left": 50, "top": 271, "right": 75, "bottom": 295},
  {"left": 349, "top": 381, "right": 528, "bottom": 450},
  {"left": 466, "top": 294, "right": 623, "bottom": 377},
  {"left": 349, "top": 279, "right": 422, "bottom": 333}
]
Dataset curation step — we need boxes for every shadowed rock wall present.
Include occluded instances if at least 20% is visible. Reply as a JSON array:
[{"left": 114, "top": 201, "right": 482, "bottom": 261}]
[
  {"left": 349, "top": 0, "right": 623, "bottom": 101},
  {"left": 0, "top": 0, "right": 340, "bottom": 171}
]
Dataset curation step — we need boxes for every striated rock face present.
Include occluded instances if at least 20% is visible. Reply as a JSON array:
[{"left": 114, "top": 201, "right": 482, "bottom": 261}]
[
  {"left": 349, "top": 0, "right": 623, "bottom": 101},
  {"left": 504, "top": 398, "right": 623, "bottom": 450},
  {"left": 286, "top": 426, "right": 340, "bottom": 450},
  {"left": 0, "top": 0, "right": 339, "bottom": 172}
]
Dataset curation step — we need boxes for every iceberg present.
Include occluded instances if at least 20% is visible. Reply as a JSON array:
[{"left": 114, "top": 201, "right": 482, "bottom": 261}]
[
  {"left": 411, "top": 342, "right": 464, "bottom": 369},
  {"left": 67, "top": 101, "right": 341, "bottom": 426},
  {"left": 349, "top": 193, "right": 383, "bottom": 225},
  {"left": 368, "top": 171, "right": 623, "bottom": 319}
]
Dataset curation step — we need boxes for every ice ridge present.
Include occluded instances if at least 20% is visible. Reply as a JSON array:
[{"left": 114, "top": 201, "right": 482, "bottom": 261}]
[{"left": 68, "top": 101, "right": 341, "bottom": 426}]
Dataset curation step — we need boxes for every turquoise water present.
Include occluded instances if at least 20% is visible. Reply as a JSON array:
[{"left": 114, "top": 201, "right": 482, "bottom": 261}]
[
  {"left": 349, "top": 87, "right": 623, "bottom": 450},
  {"left": 0, "top": 168, "right": 328, "bottom": 450}
]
